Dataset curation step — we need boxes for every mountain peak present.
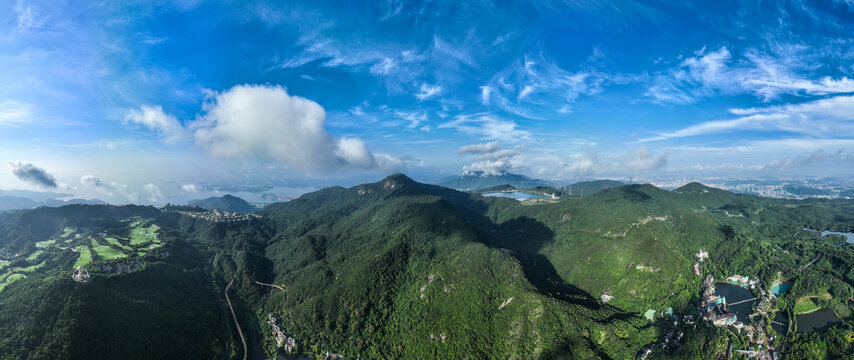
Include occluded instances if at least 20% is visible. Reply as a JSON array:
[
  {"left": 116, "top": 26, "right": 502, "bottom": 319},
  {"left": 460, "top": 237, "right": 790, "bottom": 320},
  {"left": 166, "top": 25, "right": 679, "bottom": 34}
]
[
  {"left": 382, "top": 173, "right": 415, "bottom": 183},
  {"left": 674, "top": 182, "right": 714, "bottom": 193},
  {"left": 187, "top": 194, "right": 256, "bottom": 213},
  {"left": 380, "top": 173, "right": 416, "bottom": 191}
]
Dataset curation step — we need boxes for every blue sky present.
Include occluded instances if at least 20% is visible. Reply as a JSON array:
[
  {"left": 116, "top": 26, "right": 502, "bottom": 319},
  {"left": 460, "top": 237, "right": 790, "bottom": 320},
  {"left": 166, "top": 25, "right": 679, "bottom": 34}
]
[{"left": 2, "top": 0, "right": 854, "bottom": 203}]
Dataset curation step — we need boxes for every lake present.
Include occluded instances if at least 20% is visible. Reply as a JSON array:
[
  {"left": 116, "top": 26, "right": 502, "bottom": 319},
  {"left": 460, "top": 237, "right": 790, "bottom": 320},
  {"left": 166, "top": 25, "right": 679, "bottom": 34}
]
[
  {"left": 482, "top": 192, "right": 547, "bottom": 200},
  {"left": 803, "top": 227, "right": 854, "bottom": 244},
  {"left": 715, "top": 283, "right": 756, "bottom": 322},
  {"left": 797, "top": 308, "right": 841, "bottom": 333},
  {"left": 771, "top": 312, "right": 788, "bottom": 336}
]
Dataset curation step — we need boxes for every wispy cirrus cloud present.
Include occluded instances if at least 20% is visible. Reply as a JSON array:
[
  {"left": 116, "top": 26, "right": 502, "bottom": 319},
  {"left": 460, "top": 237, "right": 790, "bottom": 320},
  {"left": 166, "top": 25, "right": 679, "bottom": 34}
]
[
  {"left": 0, "top": 101, "right": 33, "bottom": 125},
  {"left": 640, "top": 95, "right": 854, "bottom": 142},
  {"left": 415, "top": 83, "right": 441, "bottom": 101},
  {"left": 14, "top": 0, "right": 47, "bottom": 33},
  {"left": 395, "top": 110, "right": 428, "bottom": 130},
  {"left": 438, "top": 113, "right": 530, "bottom": 142},
  {"left": 646, "top": 45, "right": 854, "bottom": 105},
  {"left": 483, "top": 53, "right": 638, "bottom": 118}
]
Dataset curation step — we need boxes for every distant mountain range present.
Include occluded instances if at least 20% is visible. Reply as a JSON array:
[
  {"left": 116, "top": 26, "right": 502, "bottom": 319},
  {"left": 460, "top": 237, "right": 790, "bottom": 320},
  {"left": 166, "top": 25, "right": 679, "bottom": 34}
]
[
  {"left": 436, "top": 171, "right": 552, "bottom": 190},
  {"left": 187, "top": 194, "right": 257, "bottom": 213},
  {"left": 0, "top": 193, "right": 106, "bottom": 211},
  {"left": 435, "top": 172, "right": 625, "bottom": 197}
]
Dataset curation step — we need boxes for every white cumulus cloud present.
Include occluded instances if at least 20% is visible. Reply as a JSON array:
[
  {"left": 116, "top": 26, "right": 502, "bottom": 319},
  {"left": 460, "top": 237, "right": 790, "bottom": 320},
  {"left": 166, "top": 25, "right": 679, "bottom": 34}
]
[
  {"left": 143, "top": 183, "right": 163, "bottom": 202},
  {"left": 180, "top": 184, "right": 198, "bottom": 192},
  {"left": 192, "top": 84, "right": 404, "bottom": 173},
  {"left": 125, "top": 105, "right": 187, "bottom": 144}
]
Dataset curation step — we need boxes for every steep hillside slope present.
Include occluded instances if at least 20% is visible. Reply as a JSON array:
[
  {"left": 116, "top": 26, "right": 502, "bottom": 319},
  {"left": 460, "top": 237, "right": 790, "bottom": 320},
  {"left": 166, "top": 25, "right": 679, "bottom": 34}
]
[{"left": 246, "top": 174, "right": 651, "bottom": 359}]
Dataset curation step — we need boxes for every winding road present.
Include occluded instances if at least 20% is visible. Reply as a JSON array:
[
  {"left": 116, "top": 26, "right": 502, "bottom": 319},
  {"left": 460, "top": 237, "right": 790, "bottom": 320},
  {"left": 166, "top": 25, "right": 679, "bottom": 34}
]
[
  {"left": 225, "top": 279, "right": 247, "bottom": 360},
  {"left": 254, "top": 280, "right": 286, "bottom": 293}
]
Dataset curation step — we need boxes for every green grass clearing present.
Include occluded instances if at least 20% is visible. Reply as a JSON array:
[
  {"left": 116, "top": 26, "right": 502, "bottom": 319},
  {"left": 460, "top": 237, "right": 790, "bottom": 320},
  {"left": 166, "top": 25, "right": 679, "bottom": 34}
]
[
  {"left": 25, "top": 251, "right": 43, "bottom": 261},
  {"left": 35, "top": 239, "right": 55, "bottom": 248},
  {"left": 91, "top": 239, "right": 127, "bottom": 260},
  {"left": 795, "top": 297, "right": 822, "bottom": 314},
  {"left": 130, "top": 223, "right": 161, "bottom": 245},
  {"left": 61, "top": 226, "right": 77, "bottom": 237},
  {"left": 137, "top": 251, "right": 146, "bottom": 257},
  {"left": 73, "top": 246, "right": 92, "bottom": 268},
  {"left": 0, "top": 273, "right": 26, "bottom": 292},
  {"left": 12, "top": 261, "right": 44, "bottom": 273},
  {"left": 104, "top": 237, "right": 133, "bottom": 251},
  {"left": 0, "top": 260, "right": 8, "bottom": 270}
]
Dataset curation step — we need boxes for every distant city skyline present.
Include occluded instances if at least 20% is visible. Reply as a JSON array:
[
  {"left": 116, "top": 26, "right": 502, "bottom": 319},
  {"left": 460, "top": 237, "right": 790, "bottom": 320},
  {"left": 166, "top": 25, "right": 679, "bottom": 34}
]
[{"left": 2, "top": 1, "right": 854, "bottom": 203}]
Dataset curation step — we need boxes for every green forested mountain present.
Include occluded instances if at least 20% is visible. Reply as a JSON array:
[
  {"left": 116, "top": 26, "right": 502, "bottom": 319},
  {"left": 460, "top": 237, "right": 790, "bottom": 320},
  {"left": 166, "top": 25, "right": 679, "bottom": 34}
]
[
  {"left": 188, "top": 194, "right": 257, "bottom": 213},
  {"left": 1, "top": 175, "right": 854, "bottom": 359},
  {"left": 563, "top": 179, "right": 625, "bottom": 197}
]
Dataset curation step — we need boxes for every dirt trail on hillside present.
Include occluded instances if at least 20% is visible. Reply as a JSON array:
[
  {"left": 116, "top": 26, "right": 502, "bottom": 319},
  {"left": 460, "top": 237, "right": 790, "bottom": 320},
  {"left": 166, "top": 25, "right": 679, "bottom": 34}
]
[{"left": 255, "top": 280, "right": 286, "bottom": 293}]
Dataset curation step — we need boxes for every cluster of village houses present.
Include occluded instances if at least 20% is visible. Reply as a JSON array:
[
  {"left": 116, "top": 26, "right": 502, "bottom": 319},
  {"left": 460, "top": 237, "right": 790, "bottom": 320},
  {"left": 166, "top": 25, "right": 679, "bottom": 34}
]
[
  {"left": 640, "top": 250, "right": 781, "bottom": 360},
  {"left": 267, "top": 314, "right": 297, "bottom": 353},
  {"left": 171, "top": 209, "right": 260, "bottom": 223}
]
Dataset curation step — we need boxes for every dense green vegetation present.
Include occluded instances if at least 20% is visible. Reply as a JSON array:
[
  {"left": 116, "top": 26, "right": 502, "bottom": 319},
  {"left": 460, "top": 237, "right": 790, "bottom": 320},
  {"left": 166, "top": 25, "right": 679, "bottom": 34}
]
[
  {"left": 1, "top": 175, "right": 854, "bottom": 359},
  {"left": 561, "top": 179, "right": 625, "bottom": 197},
  {"left": 188, "top": 194, "right": 257, "bottom": 213}
]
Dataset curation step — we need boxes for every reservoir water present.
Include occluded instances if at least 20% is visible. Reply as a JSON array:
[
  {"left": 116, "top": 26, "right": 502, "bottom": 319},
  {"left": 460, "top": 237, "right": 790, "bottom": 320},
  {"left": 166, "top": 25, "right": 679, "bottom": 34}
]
[
  {"left": 797, "top": 308, "right": 841, "bottom": 333},
  {"left": 771, "top": 312, "right": 788, "bottom": 336},
  {"left": 714, "top": 283, "right": 755, "bottom": 322},
  {"left": 482, "top": 192, "right": 547, "bottom": 200},
  {"left": 803, "top": 227, "right": 854, "bottom": 244}
]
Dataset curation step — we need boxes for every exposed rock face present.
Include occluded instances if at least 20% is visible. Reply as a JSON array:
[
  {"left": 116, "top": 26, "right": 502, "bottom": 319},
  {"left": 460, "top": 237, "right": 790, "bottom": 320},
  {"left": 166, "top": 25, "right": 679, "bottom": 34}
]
[
  {"left": 383, "top": 180, "right": 398, "bottom": 190},
  {"left": 72, "top": 266, "right": 90, "bottom": 282}
]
